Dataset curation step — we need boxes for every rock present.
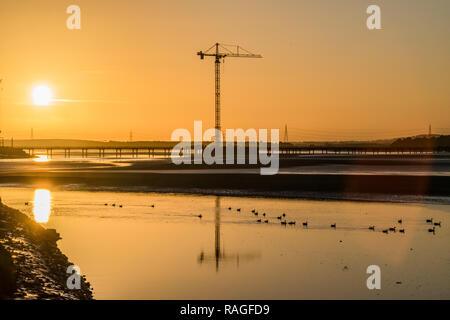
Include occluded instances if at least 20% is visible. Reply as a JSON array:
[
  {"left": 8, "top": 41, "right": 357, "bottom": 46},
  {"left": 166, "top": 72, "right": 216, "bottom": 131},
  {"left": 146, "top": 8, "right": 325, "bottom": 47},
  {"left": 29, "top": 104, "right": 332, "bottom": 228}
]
[
  {"left": 0, "top": 244, "right": 16, "bottom": 299},
  {"left": 43, "top": 229, "right": 62, "bottom": 242},
  {"left": 0, "top": 204, "right": 93, "bottom": 300}
]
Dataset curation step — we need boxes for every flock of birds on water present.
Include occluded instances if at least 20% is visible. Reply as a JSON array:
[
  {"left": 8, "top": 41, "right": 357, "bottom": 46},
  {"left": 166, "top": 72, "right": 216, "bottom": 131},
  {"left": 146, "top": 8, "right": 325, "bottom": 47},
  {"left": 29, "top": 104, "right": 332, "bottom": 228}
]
[
  {"left": 24, "top": 201, "right": 442, "bottom": 234},
  {"left": 101, "top": 203, "right": 155, "bottom": 209},
  {"left": 200, "top": 207, "right": 443, "bottom": 235},
  {"left": 25, "top": 201, "right": 156, "bottom": 210}
]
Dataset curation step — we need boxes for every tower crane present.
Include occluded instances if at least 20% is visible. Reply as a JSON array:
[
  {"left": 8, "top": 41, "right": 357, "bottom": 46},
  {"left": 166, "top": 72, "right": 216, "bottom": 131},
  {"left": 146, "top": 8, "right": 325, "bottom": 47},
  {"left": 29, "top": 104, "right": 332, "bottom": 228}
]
[{"left": 197, "top": 43, "right": 262, "bottom": 137}]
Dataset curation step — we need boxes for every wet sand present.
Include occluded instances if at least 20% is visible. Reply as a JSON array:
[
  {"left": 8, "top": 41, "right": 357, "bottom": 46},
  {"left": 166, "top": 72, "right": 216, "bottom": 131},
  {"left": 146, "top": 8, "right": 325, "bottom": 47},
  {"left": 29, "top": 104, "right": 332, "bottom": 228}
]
[
  {"left": 0, "top": 170, "right": 449, "bottom": 200},
  {"left": 1, "top": 155, "right": 449, "bottom": 201}
]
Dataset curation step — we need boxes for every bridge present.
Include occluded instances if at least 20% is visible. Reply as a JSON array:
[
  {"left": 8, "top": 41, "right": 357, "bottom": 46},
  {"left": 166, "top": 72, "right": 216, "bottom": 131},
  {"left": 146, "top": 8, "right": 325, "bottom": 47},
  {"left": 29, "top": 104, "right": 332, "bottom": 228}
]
[
  {"left": 23, "top": 146, "right": 173, "bottom": 158},
  {"left": 15, "top": 143, "right": 450, "bottom": 159}
]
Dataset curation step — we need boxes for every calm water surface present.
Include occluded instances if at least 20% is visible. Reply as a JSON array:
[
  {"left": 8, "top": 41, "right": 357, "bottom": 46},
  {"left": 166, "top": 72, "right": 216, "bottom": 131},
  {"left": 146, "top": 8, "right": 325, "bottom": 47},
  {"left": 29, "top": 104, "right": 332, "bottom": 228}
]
[{"left": 0, "top": 186, "right": 449, "bottom": 299}]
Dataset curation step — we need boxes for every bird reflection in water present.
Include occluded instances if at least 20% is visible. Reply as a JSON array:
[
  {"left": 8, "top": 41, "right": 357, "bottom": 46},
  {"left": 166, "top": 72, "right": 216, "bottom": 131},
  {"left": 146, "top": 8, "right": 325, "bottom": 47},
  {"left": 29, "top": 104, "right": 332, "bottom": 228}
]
[
  {"left": 198, "top": 197, "right": 260, "bottom": 272},
  {"left": 33, "top": 189, "right": 52, "bottom": 223}
]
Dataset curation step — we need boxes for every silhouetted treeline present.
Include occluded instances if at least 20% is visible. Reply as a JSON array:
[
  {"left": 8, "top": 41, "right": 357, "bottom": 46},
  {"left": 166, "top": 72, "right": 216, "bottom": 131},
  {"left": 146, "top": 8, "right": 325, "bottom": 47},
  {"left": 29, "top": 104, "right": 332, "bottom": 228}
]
[
  {"left": 391, "top": 135, "right": 450, "bottom": 149},
  {"left": 0, "top": 147, "right": 29, "bottom": 158}
]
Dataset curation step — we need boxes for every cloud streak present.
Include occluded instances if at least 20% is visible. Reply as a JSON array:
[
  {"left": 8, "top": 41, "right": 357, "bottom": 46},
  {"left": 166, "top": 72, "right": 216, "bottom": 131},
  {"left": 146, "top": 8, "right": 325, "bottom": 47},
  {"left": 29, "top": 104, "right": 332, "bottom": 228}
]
[{"left": 52, "top": 99, "right": 128, "bottom": 104}]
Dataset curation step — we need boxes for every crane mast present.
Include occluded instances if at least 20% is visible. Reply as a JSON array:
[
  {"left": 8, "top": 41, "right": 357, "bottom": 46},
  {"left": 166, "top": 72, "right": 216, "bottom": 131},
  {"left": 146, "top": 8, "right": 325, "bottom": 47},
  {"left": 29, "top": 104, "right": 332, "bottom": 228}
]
[
  {"left": 215, "top": 44, "right": 221, "bottom": 133},
  {"left": 197, "top": 43, "right": 262, "bottom": 137}
]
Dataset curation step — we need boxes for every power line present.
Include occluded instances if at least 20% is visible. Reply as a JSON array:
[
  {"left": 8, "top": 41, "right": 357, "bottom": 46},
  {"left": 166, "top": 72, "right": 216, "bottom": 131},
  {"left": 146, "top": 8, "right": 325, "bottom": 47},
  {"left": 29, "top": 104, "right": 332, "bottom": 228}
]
[{"left": 286, "top": 126, "right": 447, "bottom": 141}]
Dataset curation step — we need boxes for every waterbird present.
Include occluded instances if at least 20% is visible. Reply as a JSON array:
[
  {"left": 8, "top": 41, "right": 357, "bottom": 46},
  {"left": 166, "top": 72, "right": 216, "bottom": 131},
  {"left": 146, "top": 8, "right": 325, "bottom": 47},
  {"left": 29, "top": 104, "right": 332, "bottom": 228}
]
[
  {"left": 428, "top": 227, "right": 435, "bottom": 233},
  {"left": 433, "top": 222, "right": 441, "bottom": 227},
  {"left": 288, "top": 221, "right": 296, "bottom": 225},
  {"left": 251, "top": 209, "right": 255, "bottom": 213},
  {"left": 257, "top": 219, "right": 262, "bottom": 223},
  {"left": 399, "top": 229, "right": 405, "bottom": 233},
  {"left": 119, "top": 205, "right": 123, "bottom": 208},
  {"left": 281, "top": 221, "right": 287, "bottom": 225},
  {"left": 254, "top": 212, "right": 259, "bottom": 216},
  {"left": 228, "top": 207, "right": 232, "bottom": 210},
  {"left": 282, "top": 213, "right": 286, "bottom": 217},
  {"left": 198, "top": 214, "right": 203, "bottom": 219},
  {"left": 389, "top": 227, "right": 396, "bottom": 232},
  {"left": 104, "top": 203, "right": 108, "bottom": 206},
  {"left": 151, "top": 204, "right": 155, "bottom": 208},
  {"left": 112, "top": 204, "right": 116, "bottom": 207},
  {"left": 331, "top": 223, "right": 336, "bottom": 228},
  {"left": 398, "top": 219, "right": 402, "bottom": 224},
  {"left": 277, "top": 216, "right": 282, "bottom": 220},
  {"left": 382, "top": 229, "right": 389, "bottom": 234},
  {"left": 302, "top": 222, "right": 308, "bottom": 227},
  {"left": 237, "top": 208, "right": 241, "bottom": 212},
  {"left": 25, "top": 202, "right": 29, "bottom": 206},
  {"left": 262, "top": 213, "right": 266, "bottom": 217},
  {"left": 369, "top": 226, "right": 375, "bottom": 231},
  {"left": 426, "top": 218, "right": 433, "bottom": 223},
  {"left": 264, "top": 220, "right": 269, "bottom": 223}
]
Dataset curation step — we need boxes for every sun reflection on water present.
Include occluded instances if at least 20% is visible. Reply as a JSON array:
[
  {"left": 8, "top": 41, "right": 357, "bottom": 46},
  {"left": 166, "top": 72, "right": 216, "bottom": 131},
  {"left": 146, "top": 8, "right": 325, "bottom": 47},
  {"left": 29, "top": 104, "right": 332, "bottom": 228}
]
[
  {"left": 33, "top": 189, "right": 52, "bottom": 223},
  {"left": 33, "top": 155, "right": 51, "bottom": 162}
]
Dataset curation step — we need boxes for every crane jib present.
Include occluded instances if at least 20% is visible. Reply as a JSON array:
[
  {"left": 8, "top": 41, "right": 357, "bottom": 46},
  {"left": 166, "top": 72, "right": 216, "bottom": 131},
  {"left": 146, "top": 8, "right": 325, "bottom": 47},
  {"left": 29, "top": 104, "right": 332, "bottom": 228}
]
[{"left": 197, "top": 43, "right": 262, "bottom": 135}]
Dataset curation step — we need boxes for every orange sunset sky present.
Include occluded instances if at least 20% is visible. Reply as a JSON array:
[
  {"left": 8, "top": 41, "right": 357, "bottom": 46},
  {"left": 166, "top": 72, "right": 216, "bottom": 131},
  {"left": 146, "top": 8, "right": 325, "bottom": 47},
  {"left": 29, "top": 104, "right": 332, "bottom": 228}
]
[{"left": 0, "top": 0, "right": 449, "bottom": 141}]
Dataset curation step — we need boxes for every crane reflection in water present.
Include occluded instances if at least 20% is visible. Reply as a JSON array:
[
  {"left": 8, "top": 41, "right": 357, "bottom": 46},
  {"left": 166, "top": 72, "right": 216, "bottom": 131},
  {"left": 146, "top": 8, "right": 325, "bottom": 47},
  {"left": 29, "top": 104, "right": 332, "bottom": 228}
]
[{"left": 198, "top": 197, "right": 260, "bottom": 272}]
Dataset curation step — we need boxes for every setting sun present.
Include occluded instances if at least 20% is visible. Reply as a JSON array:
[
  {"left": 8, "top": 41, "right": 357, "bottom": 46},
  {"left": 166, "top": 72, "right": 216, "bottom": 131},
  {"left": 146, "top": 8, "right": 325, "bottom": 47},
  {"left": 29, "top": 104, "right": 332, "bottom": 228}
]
[{"left": 32, "top": 85, "right": 53, "bottom": 106}]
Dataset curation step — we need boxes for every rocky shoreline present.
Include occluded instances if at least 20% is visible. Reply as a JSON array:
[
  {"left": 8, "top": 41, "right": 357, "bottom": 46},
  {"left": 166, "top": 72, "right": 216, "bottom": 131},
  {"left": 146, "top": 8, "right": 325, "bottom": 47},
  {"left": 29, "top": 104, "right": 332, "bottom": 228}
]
[{"left": 0, "top": 198, "right": 92, "bottom": 300}]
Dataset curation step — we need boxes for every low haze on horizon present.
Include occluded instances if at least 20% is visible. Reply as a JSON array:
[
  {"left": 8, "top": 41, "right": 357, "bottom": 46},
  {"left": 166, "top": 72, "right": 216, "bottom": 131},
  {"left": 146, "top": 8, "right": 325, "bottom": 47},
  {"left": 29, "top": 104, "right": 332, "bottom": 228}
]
[{"left": 1, "top": 0, "right": 449, "bottom": 141}]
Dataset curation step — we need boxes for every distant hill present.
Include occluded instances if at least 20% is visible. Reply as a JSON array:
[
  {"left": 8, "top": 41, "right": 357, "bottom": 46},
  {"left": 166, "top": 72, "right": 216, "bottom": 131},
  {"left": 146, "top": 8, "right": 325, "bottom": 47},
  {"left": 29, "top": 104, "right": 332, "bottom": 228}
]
[
  {"left": 12, "top": 139, "right": 178, "bottom": 149},
  {"left": 391, "top": 135, "right": 450, "bottom": 149},
  {"left": 15, "top": 138, "right": 397, "bottom": 149},
  {"left": 10, "top": 135, "right": 450, "bottom": 150}
]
